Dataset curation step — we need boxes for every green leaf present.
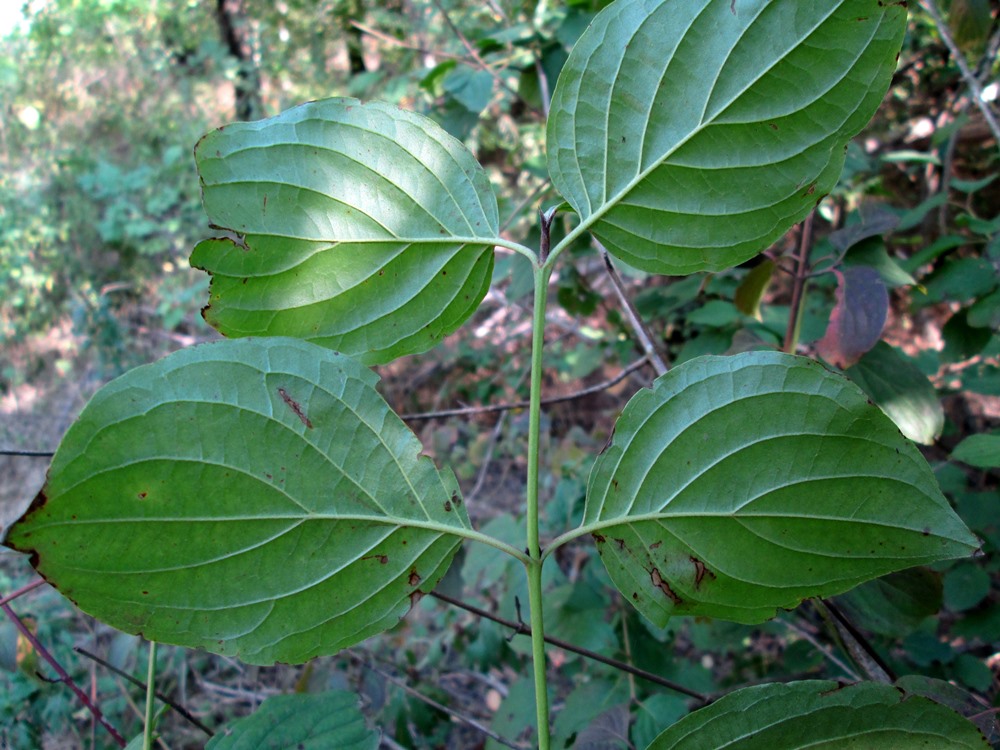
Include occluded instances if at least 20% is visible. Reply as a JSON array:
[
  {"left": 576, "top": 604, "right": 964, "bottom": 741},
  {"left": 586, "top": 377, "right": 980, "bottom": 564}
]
[
  {"left": 943, "top": 563, "right": 991, "bottom": 612},
  {"left": 815, "top": 266, "right": 888, "bottom": 369},
  {"left": 581, "top": 352, "right": 978, "bottom": 626},
  {"left": 951, "top": 433, "right": 1000, "bottom": 469},
  {"left": 190, "top": 98, "right": 499, "bottom": 365},
  {"left": 734, "top": 260, "right": 776, "bottom": 321},
  {"left": 845, "top": 342, "right": 944, "bottom": 445},
  {"left": 546, "top": 0, "right": 905, "bottom": 274},
  {"left": 834, "top": 567, "right": 942, "bottom": 637},
  {"left": 897, "top": 675, "right": 1000, "bottom": 743},
  {"left": 646, "top": 680, "right": 989, "bottom": 749},
  {"left": 4, "top": 338, "right": 474, "bottom": 664},
  {"left": 205, "top": 691, "right": 378, "bottom": 749},
  {"left": 443, "top": 66, "right": 495, "bottom": 114}
]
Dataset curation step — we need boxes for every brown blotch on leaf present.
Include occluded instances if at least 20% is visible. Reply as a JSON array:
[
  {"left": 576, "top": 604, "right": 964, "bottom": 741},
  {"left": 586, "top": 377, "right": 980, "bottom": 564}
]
[
  {"left": 593, "top": 533, "right": 606, "bottom": 544},
  {"left": 690, "top": 556, "right": 716, "bottom": 589},
  {"left": 614, "top": 538, "right": 626, "bottom": 551},
  {"left": 278, "top": 387, "right": 313, "bottom": 428},
  {"left": 650, "top": 567, "right": 682, "bottom": 604},
  {"left": 363, "top": 554, "right": 389, "bottom": 565},
  {"left": 650, "top": 541, "right": 662, "bottom": 550},
  {"left": 137, "top": 492, "right": 148, "bottom": 499},
  {"left": 444, "top": 500, "right": 453, "bottom": 512},
  {"left": 408, "top": 570, "right": 421, "bottom": 587}
]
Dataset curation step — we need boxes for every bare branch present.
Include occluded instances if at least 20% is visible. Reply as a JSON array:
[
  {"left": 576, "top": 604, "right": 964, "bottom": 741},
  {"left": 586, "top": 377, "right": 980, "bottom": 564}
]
[
  {"left": 596, "top": 241, "right": 670, "bottom": 376},
  {"left": 430, "top": 590, "right": 708, "bottom": 701},
  {"left": 74, "top": 647, "right": 215, "bottom": 737},
  {"left": 1, "top": 602, "right": 127, "bottom": 747},
  {"left": 920, "top": 0, "right": 1000, "bottom": 150},
  {"left": 401, "top": 356, "right": 651, "bottom": 421}
]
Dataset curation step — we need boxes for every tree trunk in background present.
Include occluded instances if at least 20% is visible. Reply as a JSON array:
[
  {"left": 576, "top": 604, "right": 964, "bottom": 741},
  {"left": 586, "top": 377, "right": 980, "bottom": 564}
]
[
  {"left": 216, "top": 0, "right": 263, "bottom": 120},
  {"left": 335, "top": 0, "right": 367, "bottom": 76}
]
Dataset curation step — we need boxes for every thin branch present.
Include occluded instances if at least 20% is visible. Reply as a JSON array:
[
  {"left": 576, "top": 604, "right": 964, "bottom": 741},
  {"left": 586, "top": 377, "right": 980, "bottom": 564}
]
[
  {"left": 776, "top": 612, "right": 861, "bottom": 682},
  {"left": 815, "top": 599, "right": 895, "bottom": 683},
  {"left": 74, "top": 647, "right": 214, "bottom": 737},
  {"left": 429, "top": 0, "right": 542, "bottom": 118},
  {"left": 468, "top": 411, "right": 507, "bottom": 501},
  {"left": 500, "top": 179, "right": 552, "bottom": 233},
  {"left": 0, "top": 449, "right": 55, "bottom": 457},
  {"left": 351, "top": 21, "right": 474, "bottom": 63},
  {"left": 430, "top": 590, "right": 708, "bottom": 702},
  {"left": 920, "top": 0, "right": 1000, "bottom": 150},
  {"left": 596, "top": 241, "right": 669, "bottom": 376},
  {"left": 401, "top": 356, "right": 651, "bottom": 421},
  {"left": 783, "top": 211, "right": 815, "bottom": 354},
  {"left": 1, "top": 602, "right": 127, "bottom": 747},
  {"left": 0, "top": 578, "right": 46, "bottom": 607},
  {"left": 354, "top": 655, "right": 525, "bottom": 749}
]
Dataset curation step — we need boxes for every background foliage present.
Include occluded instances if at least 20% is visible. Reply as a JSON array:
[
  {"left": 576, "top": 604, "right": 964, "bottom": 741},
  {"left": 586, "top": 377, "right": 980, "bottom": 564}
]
[{"left": 0, "top": 0, "right": 998, "bottom": 747}]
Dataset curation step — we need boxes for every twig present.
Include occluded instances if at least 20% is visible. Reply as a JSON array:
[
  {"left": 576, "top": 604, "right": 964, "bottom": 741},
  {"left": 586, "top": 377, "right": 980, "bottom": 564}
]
[
  {"left": 1, "top": 602, "right": 127, "bottom": 747},
  {"left": 783, "top": 211, "right": 815, "bottom": 354},
  {"left": 920, "top": 0, "right": 1000, "bottom": 150},
  {"left": 401, "top": 356, "right": 651, "bottom": 421},
  {"left": 74, "top": 647, "right": 214, "bottom": 737},
  {"left": 430, "top": 590, "right": 708, "bottom": 701},
  {"left": 468, "top": 411, "right": 507, "bottom": 502},
  {"left": 500, "top": 179, "right": 552, "bottom": 233},
  {"left": 0, "top": 449, "right": 55, "bottom": 457},
  {"left": 351, "top": 21, "right": 474, "bottom": 63},
  {"left": 429, "top": 0, "right": 542, "bottom": 118},
  {"left": 815, "top": 599, "right": 895, "bottom": 683},
  {"left": 776, "top": 612, "right": 861, "bottom": 681},
  {"left": 596, "top": 241, "right": 669, "bottom": 376},
  {"left": 380, "top": 735, "right": 409, "bottom": 750},
  {"left": 0, "top": 578, "right": 46, "bottom": 607},
  {"left": 354, "top": 655, "right": 525, "bottom": 749}
]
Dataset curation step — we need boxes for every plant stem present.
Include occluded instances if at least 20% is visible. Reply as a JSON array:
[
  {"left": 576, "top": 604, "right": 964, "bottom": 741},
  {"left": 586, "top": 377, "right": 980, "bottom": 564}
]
[
  {"left": 526, "top": 255, "right": 553, "bottom": 749},
  {"left": 783, "top": 211, "right": 814, "bottom": 354},
  {"left": 143, "top": 641, "right": 157, "bottom": 750},
  {"left": 0, "top": 601, "right": 127, "bottom": 747}
]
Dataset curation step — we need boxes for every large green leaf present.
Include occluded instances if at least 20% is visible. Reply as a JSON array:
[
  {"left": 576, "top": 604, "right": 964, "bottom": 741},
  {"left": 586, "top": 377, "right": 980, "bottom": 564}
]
[
  {"left": 546, "top": 0, "right": 905, "bottom": 274},
  {"left": 581, "top": 352, "right": 978, "bottom": 626},
  {"left": 205, "top": 691, "right": 378, "bottom": 749},
  {"left": 4, "top": 338, "right": 472, "bottom": 664},
  {"left": 846, "top": 342, "right": 944, "bottom": 445},
  {"left": 191, "top": 98, "right": 499, "bottom": 365},
  {"left": 646, "top": 680, "right": 989, "bottom": 749}
]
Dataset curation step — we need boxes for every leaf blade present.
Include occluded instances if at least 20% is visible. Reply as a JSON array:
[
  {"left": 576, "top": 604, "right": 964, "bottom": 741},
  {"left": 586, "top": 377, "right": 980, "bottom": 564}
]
[
  {"left": 5, "top": 338, "right": 472, "bottom": 664},
  {"left": 546, "top": 0, "right": 906, "bottom": 274},
  {"left": 582, "top": 352, "right": 979, "bottom": 626},
  {"left": 646, "top": 680, "right": 989, "bottom": 749},
  {"left": 191, "top": 98, "right": 500, "bottom": 364}
]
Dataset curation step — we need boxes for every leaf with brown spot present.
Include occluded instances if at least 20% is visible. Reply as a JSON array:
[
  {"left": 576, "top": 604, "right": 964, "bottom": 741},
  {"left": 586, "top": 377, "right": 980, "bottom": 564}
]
[
  {"left": 3, "top": 338, "right": 474, "bottom": 665},
  {"left": 580, "top": 351, "right": 978, "bottom": 627}
]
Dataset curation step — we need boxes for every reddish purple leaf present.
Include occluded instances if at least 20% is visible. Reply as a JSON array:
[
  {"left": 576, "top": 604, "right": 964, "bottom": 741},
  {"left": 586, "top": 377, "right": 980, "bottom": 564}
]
[{"left": 817, "top": 266, "right": 888, "bottom": 368}]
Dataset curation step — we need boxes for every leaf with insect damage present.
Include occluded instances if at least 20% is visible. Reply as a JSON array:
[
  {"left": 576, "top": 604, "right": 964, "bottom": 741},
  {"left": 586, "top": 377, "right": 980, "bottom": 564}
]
[
  {"left": 191, "top": 98, "right": 499, "bottom": 365},
  {"left": 580, "top": 351, "right": 978, "bottom": 627},
  {"left": 646, "top": 680, "right": 989, "bottom": 749},
  {"left": 4, "top": 338, "right": 473, "bottom": 664}
]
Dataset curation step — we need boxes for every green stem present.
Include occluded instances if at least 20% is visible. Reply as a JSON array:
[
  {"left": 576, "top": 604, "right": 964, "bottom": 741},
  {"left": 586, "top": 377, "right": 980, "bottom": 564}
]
[
  {"left": 143, "top": 641, "right": 157, "bottom": 750},
  {"left": 526, "top": 262, "right": 552, "bottom": 750}
]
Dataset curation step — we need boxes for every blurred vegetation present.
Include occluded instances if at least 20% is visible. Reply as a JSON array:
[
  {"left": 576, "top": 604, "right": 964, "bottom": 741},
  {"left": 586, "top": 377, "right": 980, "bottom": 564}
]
[{"left": 1, "top": 0, "right": 998, "bottom": 748}]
